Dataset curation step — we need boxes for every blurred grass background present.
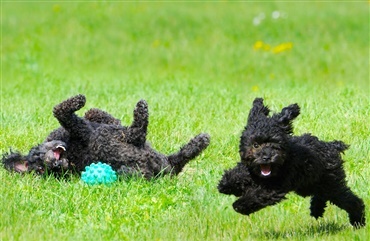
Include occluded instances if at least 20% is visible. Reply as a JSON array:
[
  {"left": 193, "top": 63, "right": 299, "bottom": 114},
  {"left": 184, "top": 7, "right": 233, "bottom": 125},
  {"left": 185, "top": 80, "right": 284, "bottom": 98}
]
[{"left": 1, "top": 1, "right": 369, "bottom": 240}]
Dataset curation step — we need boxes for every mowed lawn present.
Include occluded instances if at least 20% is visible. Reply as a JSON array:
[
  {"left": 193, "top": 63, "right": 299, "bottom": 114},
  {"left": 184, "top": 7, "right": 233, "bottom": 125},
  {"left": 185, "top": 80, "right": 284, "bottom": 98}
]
[{"left": 1, "top": 2, "right": 369, "bottom": 240}]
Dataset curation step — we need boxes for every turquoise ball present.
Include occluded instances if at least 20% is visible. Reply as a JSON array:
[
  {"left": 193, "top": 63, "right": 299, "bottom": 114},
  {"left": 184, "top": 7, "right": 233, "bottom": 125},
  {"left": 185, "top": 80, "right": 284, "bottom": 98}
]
[{"left": 81, "top": 162, "right": 117, "bottom": 185}]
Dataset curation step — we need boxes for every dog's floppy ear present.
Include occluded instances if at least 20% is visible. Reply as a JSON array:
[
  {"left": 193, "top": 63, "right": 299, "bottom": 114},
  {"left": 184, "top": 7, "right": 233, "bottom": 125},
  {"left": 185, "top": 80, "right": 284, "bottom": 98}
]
[
  {"left": 273, "top": 103, "right": 300, "bottom": 134},
  {"left": 247, "top": 98, "right": 270, "bottom": 123},
  {"left": 2, "top": 151, "right": 29, "bottom": 173}
]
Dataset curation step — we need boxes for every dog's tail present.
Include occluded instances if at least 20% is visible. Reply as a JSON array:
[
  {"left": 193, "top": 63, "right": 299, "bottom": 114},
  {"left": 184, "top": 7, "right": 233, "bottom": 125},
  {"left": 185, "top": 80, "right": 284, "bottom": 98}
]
[
  {"left": 167, "top": 133, "right": 210, "bottom": 175},
  {"left": 329, "top": 140, "right": 349, "bottom": 153}
]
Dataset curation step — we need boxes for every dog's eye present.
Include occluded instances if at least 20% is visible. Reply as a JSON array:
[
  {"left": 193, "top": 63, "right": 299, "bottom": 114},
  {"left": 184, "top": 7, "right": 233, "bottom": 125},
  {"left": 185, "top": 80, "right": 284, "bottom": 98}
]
[{"left": 253, "top": 143, "right": 260, "bottom": 148}]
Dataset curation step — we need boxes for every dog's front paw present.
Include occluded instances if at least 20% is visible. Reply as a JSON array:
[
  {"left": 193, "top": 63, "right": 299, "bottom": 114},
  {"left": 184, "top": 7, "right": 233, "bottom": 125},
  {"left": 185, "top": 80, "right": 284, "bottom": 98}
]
[
  {"left": 70, "top": 94, "right": 86, "bottom": 110},
  {"left": 54, "top": 94, "right": 86, "bottom": 116},
  {"left": 218, "top": 163, "right": 251, "bottom": 197},
  {"left": 232, "top": 198, "right": 256, "bottom": 216},
  {"left": 217, "top": 181, "right": 233, "bottom": 195},
  {"left": 217, "top": 173, "right": 243, "bottom": 197}
]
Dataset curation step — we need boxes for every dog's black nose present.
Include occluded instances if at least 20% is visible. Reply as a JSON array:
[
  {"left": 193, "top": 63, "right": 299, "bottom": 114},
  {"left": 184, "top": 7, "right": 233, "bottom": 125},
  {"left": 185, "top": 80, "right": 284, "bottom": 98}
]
[
  {"left": 52, "top": 162, "right": 62, "bottom": 169},
  {"left": 262, "top": 157, "right": 270, "bottom": 162}
]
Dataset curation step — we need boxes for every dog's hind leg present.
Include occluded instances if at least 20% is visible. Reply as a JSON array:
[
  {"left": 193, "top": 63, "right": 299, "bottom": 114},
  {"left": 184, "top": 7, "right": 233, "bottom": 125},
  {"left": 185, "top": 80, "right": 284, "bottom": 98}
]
[
  {"left": 167, "top": 133, "right": 210, "bottom": 175},
  {"left": 310, "top": 195, "right": 327, "bottom": 219},
  {"left": 328, "top": 187, "right": 366, "bottom": 228},
  {"left": 126, "top": 100, "right": 149, "bottom": 147}
]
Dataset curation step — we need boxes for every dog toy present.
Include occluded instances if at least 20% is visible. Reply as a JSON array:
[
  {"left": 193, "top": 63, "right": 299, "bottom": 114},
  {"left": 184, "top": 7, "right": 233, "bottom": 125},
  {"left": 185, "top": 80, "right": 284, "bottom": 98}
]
[{"left": 81, "top": 162, "right": 117, "bottom": 185}]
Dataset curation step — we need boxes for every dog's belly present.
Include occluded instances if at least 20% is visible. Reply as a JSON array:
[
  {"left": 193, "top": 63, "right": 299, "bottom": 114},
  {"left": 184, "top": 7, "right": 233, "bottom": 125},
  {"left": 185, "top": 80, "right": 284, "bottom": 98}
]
[{"left": 294, "top": 186, "right": 316, "bottom": 197}]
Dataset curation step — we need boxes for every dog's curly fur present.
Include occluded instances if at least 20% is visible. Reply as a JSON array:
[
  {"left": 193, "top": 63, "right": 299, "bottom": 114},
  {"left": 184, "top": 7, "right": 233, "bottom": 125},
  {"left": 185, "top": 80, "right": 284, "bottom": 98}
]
[
  {"left": 218, "top": 98, "right": 365, "bottom": 228},
  {"left": 2, "top": 94, "right": 210, "bottom": 179}
]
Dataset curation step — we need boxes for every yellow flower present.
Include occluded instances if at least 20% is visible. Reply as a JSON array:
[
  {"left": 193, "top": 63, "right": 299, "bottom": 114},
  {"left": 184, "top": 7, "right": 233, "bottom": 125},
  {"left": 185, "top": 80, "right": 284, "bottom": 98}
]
[
  {"left": 253, "top": 40, "right": 264, "bottom": 50},
  {"left": 254, "top": 41, "right": 293, "bottom": 54},
  {"left": 252, "top": 85, "right": 260, "bottom": 92},
  {"left": 271, "top": 42, "right": 293, "bottom": 54},
  {"left": 253, "top": 40, "right": 271, "bottom": 51}
]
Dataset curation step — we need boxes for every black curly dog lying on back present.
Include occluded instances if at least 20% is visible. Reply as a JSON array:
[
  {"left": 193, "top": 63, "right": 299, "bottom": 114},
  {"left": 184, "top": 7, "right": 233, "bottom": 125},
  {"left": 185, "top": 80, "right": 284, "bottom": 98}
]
[
  {"left": 218, "top": 98, "right": 365, "bottom": 228},
  {"left": 2, "top": 94, "right": 210, "bottom": 179}
]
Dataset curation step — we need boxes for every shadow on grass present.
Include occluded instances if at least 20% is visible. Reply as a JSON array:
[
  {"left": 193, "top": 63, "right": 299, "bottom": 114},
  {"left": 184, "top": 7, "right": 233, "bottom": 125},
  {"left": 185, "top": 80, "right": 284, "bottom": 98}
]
[{"left": 256, "top": 221, "right": 348, "bottom": 240}]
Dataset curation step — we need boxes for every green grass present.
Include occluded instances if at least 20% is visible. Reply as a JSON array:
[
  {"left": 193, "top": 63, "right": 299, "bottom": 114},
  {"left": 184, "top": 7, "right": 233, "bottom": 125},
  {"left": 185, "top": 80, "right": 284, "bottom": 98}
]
[{"left": 1, "top": 1, "right": 369, "bottom": 240}]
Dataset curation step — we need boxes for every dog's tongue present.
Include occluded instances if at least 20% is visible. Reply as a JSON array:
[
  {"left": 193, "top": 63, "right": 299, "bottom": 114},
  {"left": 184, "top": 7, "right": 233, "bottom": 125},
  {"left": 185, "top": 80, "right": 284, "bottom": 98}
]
[
  {"left": 260, "top": 164, "right": 271, "bottom": 176},
  {"left": 53, "top": 146, "right": 66, "bottom": 160},
  {"left": 53, "top": 149, "right": 62, "bottom": 160}
]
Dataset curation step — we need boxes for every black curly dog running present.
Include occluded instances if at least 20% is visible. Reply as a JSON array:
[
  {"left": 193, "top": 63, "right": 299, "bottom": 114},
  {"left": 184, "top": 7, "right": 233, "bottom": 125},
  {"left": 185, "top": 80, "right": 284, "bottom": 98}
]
[
  {"left": 2, "top": 94, "right": 210, "bottom": 179},
  {"left": 218, "top": 98, "right": 365, "bottom": 228}
]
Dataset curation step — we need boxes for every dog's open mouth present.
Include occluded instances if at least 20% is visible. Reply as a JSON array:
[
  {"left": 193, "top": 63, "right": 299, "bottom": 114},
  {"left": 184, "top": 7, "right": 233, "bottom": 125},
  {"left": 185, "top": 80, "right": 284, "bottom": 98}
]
[
  {"left": 260, "top": 164, "right": 271, "bottom": 176},
  {"left": 53, "top": 145, "right": 66, "bottom": 160}
]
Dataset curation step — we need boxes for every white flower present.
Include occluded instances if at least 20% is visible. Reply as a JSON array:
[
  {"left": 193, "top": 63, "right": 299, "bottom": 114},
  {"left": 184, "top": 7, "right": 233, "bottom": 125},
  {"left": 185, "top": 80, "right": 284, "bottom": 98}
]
[{"left": 253, "top": 13, "right": 265, "bottom": 26}]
